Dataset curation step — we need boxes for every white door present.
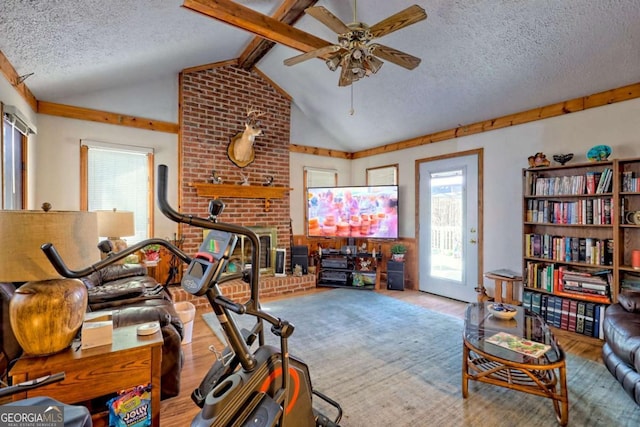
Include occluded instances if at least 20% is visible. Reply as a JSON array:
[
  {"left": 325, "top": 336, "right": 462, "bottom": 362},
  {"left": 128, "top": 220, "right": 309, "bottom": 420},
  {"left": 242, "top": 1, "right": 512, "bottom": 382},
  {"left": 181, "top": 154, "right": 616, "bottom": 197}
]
[{"left": 418, "top": 151, "right": 481, "bottom": 302}]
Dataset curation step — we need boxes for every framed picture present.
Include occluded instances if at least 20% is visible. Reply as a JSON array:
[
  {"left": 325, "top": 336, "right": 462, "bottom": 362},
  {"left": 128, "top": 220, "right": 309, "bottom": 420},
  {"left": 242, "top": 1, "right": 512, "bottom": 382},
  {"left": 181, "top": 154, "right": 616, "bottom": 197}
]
[{"left": 275, "top": 248, "right": 286, "bottom": 276}]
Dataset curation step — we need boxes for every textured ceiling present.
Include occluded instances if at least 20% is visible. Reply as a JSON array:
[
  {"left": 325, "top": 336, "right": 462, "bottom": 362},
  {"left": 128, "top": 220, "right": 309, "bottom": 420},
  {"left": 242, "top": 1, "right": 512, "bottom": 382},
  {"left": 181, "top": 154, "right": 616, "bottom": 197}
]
[{"left": 1, "top": 0, "right": 639, "bottom": 152}]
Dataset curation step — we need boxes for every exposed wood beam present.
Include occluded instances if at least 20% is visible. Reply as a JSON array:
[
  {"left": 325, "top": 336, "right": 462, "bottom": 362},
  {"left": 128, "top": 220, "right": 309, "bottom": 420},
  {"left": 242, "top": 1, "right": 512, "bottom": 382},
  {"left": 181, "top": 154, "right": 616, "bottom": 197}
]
[
  {"left": 37, "top": 101, "right": 179, "bottom": 134},
  {"left": 0, "top": 50, "right": 37, "bottom": 112},
  {"left": 238, "top": 0, "right": 319, "bottom": 70},
  {"left": 182, "top": 0, "right": 331, "bottom": 54}
]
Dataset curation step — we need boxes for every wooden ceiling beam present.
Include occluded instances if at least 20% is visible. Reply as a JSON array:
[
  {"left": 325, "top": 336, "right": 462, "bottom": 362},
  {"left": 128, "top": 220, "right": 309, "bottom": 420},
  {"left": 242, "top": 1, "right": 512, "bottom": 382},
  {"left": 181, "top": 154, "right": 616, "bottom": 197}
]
[
  {"left": 238, "top": 0, "right": 319, "bottom": 70},
  {"left": 182, "top": 0, "right": 330, "bottom": 54}
]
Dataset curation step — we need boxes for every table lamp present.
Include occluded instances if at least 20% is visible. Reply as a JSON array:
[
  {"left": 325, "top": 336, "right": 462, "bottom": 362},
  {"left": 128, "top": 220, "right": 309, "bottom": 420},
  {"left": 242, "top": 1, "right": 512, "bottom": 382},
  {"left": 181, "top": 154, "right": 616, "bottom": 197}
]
[
  {"left": 96, "top": 209, "right": 135, "bottom": 252},
  {"left": 0, "top": 208, "right": 99, "bottom": 355}
]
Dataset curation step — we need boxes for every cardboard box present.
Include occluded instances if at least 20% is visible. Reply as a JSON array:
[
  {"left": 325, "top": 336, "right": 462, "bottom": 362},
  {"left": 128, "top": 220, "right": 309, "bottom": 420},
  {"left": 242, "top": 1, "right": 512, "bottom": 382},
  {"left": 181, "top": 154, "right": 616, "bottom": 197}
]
[{"left": 81, "top": 311, "right": 113, "bottom": 349}]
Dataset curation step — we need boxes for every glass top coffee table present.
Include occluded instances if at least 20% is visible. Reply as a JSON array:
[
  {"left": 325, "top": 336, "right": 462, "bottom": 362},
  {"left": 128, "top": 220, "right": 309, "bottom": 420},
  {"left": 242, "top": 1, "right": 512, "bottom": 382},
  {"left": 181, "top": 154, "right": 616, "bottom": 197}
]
[{"left": 462, "top": 302, "right": 568, "bottom": 426}]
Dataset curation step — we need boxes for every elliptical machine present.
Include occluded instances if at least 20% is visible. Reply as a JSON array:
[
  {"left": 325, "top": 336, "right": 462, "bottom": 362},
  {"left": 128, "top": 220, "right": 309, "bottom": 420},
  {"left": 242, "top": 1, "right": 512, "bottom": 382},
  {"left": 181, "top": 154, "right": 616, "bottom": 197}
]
[{"left": 42, "top": 164, "right": 342, "bottom": 427}]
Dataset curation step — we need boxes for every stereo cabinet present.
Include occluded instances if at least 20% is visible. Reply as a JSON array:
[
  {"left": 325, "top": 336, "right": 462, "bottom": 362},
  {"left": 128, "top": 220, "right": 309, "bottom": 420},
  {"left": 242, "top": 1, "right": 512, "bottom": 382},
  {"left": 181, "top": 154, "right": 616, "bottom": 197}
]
[{"left": 317, "top": 251, "right": 381, "bottom": 290}]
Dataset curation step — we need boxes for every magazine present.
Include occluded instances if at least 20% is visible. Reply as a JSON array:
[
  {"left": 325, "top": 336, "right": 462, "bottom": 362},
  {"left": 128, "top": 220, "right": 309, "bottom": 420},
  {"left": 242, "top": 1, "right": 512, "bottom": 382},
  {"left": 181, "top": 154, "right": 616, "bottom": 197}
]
[
  {"left": 486, "top": 268, "right": 520, "bottom": 279},
  {"left": 486, "top": 331, "right": 551, "bottom": 358}
]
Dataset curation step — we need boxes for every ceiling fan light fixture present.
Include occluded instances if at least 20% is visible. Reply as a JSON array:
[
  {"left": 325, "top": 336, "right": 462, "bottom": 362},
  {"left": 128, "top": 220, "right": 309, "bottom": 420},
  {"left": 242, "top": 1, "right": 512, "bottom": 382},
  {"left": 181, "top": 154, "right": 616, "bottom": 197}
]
[
  {"left": 326, "top": 55, "right": 341, "bottom": 72},
  {"left": 363, "top": 55, "right": 383, "bottom": 75}
]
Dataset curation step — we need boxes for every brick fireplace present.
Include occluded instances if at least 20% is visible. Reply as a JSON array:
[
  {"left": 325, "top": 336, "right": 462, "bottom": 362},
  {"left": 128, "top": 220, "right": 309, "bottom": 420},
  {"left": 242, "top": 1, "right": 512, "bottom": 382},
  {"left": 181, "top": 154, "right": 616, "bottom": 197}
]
[{"left": 175, "top": 63, "right": 314, "bottom": 307}]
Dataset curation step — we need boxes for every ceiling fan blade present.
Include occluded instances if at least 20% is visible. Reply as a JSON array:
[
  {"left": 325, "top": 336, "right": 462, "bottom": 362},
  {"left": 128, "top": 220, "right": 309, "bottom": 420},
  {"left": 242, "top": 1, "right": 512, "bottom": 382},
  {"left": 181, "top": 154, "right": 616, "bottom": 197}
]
[
  {"left": 305, "top": 6, "right": 351, "bottom": 34},
  {"left": 370, "top": 44, "right": 421, "bottom": 70},
  {"left": 183, "top": 0, "right": 331, "bottom": 54},
  {"left": 369, "top": 5, "right": 427, "bottom": 39},
  {"left": 284, "top": 45, "right": 342, "bottom": 66}
]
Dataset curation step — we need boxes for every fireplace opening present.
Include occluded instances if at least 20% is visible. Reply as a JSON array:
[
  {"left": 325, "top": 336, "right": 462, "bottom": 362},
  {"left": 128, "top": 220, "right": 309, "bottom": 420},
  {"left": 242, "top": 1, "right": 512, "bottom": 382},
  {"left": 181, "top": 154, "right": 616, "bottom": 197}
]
[{"left": 215, "top": 226, "right": 277, "bottom": 275}]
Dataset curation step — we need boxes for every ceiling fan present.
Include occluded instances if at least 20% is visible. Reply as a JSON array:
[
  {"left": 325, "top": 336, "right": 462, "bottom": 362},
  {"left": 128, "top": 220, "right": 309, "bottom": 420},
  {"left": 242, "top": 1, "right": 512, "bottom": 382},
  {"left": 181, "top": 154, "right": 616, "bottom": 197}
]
[
  {"left": 182, "top": 0, "right": 426, "bottom": 86},
  {"left": 283, "top": 1, "right": 427, "bottom": 86}
]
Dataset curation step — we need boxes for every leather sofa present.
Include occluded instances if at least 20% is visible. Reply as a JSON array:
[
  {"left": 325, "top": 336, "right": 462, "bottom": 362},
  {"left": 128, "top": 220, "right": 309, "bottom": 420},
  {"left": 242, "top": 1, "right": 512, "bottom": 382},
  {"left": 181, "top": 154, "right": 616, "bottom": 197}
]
[
  {"left": 602, "top": 290, "right": 640, "bottom": 405},
  {"left": 1, "top": 264, "right": 184, "bottom": 400}
]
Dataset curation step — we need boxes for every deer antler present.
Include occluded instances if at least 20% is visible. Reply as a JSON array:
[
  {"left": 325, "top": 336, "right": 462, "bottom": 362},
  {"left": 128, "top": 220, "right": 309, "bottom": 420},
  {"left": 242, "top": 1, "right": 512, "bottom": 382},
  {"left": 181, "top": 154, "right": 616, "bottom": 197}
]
[{"left": 246, "top": 107, "right": 266, "bottom": 121}]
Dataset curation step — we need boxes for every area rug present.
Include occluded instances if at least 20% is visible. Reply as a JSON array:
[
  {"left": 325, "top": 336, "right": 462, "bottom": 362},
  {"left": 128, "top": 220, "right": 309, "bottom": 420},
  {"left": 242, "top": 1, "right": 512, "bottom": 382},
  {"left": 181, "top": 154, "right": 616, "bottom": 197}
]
[{"left": 202, "top": 289, "right": 640, "bottom": 426}]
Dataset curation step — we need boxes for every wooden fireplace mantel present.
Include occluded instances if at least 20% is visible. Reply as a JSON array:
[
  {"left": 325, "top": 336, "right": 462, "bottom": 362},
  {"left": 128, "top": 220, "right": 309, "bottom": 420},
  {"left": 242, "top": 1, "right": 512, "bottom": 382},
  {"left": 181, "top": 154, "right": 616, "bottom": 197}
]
[{"left": 188, "top": 183, "right": 292, "bottom": 211}]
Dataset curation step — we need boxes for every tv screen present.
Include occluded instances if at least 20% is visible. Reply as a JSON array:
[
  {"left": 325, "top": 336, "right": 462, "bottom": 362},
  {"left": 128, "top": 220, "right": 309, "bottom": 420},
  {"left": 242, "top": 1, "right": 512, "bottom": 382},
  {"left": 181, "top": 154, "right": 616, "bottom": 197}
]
[{"left": 307, "top": 185, "right": 399, "bottom": 239}]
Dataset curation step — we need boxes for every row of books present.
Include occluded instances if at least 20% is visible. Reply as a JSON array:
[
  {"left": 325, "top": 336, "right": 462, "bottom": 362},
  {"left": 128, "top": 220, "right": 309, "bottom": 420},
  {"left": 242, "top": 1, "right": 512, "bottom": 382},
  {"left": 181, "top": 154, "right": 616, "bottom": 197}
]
[
  {"left": 525, "top": 198, "right": 612, "bottom": 225},
  {"left": 622, "top": 171, "right": 640, "bottom": 192},
  {"left": 524, "top": 234, "right": 614, "bottom": 266},
  {"left": 525, "top": 262, "right": 612, "bottom": 303},
  {"left": 523, "top": 290, "right": 607, "bottom": 339},
  {"left": 621, "top": 273, "right": 640, "bottom": 291},
  {"left": 529, "top": 169, "right": 612, "bottom": 196}
]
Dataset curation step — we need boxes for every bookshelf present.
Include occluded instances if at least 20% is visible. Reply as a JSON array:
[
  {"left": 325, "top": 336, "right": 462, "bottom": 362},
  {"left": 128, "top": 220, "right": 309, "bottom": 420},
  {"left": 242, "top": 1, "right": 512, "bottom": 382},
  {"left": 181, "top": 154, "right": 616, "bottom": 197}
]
[{"left": 521, "top": 159, "right": 640, "bottom": 340}]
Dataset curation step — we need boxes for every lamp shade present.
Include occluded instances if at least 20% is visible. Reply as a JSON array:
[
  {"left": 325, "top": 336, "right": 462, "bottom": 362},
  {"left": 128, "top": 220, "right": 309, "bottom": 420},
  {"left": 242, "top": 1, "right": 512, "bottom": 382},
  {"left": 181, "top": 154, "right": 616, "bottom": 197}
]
[
  {"left": 96, "top": 209, "right": 135, "bottom": 238},
  {"left": 0, "top": 210, "right": 99, "bottom": 282}
]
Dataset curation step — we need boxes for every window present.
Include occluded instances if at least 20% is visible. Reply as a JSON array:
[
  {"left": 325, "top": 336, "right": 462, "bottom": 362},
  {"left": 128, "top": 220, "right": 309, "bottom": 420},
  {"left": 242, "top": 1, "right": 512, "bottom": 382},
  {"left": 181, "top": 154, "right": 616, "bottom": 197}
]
[
  {"left": 366, "top": 164, "right": 398, "bottom": 185},
  {"left": 80, "top": 140, "right": 154, "bottom": 244},
  {"left": 304, "top": 167, "right": 338, "bottom": 188},
  {"left": 303, "top": 167, "right": 338, "bottom": 232},
  {"left": 2, "top": 114, "right": 27, "bottom": 209}
]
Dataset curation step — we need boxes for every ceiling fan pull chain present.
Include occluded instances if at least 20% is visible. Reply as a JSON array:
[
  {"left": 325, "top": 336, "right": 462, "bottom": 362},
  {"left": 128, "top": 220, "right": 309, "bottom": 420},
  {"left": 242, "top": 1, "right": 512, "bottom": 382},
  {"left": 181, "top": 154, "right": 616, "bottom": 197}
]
[{"left": 350, "top": 85, "right": 355, "bottom": 116}]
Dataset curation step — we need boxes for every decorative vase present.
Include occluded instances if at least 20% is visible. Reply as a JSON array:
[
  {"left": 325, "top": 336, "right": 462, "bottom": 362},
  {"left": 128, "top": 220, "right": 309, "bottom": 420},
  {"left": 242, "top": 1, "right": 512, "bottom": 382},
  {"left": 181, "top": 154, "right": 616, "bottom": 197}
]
[
  {"left": 9, "top": 279, "right": 88, "bottom": 355},
  {"left": 392, "top": 253, "right": 405, "bottom": 262},
  {"left": 144, "top": 251, "right": 160, "bottom": 262}
]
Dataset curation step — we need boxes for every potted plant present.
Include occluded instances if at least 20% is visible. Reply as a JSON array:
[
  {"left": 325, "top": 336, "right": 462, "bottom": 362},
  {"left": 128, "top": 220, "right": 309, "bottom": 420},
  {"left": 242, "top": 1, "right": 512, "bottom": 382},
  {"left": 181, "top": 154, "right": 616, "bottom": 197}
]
[
  {"left": 141, "top": 244, "right": 161, "bottom": 263},
  {"left": 390, "top": 243, "right": 407, "bottom": 262}
]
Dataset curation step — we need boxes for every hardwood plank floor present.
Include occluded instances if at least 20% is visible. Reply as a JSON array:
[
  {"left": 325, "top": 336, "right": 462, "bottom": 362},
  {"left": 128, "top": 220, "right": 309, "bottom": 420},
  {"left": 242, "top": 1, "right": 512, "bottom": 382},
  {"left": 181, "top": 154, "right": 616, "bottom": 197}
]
[{"left": 160, "top": 288, "right": 603, "bottom": 425}]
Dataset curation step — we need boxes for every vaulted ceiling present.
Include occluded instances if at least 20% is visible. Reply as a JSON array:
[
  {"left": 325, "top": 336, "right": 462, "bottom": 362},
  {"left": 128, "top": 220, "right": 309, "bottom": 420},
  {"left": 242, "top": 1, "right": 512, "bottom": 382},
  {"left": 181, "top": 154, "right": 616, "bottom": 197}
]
[{"left": 1, "top": 0, "right": 639, "bottom": 152}]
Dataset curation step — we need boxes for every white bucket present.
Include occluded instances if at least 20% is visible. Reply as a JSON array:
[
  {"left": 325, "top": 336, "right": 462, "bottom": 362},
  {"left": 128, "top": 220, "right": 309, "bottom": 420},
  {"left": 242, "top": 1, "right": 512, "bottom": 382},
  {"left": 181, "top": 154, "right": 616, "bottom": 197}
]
[{"left": 174, "top": 301, "right": 196, "bottom": 344}]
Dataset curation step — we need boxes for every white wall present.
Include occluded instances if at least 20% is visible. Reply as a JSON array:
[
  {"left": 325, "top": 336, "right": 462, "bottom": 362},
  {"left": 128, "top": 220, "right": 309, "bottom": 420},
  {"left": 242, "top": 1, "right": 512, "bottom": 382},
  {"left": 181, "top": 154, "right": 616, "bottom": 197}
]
[
  {"left": 35, "top": 114, "right": 180, "bottom": 239},
  {"left": 347, "top": 98, "right": 640, "bottom": 283}
]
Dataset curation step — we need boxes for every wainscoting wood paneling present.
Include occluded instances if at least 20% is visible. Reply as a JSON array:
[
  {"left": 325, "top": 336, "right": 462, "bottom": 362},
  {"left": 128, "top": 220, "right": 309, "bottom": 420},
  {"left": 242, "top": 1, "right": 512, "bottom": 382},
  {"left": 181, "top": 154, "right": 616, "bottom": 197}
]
[{"left": 292, "top": 235, "right": 417, "bottom": 290}]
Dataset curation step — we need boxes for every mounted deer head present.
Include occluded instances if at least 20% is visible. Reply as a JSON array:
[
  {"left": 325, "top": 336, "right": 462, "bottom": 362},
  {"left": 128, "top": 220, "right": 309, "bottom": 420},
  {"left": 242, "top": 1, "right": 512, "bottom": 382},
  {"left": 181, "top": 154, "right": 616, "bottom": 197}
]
[{"left": 227, "top": 107, "right": 266, "bottom": 168}]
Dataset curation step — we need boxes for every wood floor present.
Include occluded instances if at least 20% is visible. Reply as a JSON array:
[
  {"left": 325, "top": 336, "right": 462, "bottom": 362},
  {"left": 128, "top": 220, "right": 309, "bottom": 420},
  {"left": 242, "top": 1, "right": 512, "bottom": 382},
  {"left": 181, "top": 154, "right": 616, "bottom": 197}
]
[{"left": 160, "top": 288, "right": 604, "bottom": 426}]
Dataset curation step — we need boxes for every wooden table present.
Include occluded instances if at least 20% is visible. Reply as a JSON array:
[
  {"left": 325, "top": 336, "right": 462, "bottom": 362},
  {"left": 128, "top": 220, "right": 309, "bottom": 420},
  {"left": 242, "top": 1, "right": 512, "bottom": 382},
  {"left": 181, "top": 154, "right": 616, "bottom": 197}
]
[
  {"left": 484, "top": 272, "right": 523, "bottom": 305},
  {"left": 10, "top": 324, "right": 163, "bottom": 427},
  {"left": 462, "top": 302, "right": 568, "bottom": 425}
]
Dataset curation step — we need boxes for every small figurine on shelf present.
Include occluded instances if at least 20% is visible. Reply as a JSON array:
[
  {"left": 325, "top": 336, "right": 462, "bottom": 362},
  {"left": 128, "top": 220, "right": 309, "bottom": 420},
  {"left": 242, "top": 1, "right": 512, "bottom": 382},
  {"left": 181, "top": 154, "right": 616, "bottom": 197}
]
[
  {"left": 239, "top": 173, "right": 250, "bottom": 186},
  {"left": 263, "top": 175, "right": 274, "bottom": 186},
  {"left": 527, "top": 152, "right": 550, "bottom": 168},
  {"left": 552, "top": 153, "right": 573, "bottom": 165},
  {"left": 211, "top": 170, "right": 223, "bottom": 184}
]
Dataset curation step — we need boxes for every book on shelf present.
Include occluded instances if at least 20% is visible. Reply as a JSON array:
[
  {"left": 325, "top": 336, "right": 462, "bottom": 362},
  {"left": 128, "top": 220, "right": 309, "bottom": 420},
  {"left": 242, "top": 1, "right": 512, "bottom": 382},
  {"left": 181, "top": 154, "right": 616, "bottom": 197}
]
[
  {"left": 576, "top": 301, "right": 586, "bottom": 334},
  {"left": 485, "top": 331, "right": 551, "bottom": 358},
  {"left": 568, "top": 299, "right": 578, "bottom": 332},
  {"left": 560, "top": 298, "right": 570, "bottom": 330}
]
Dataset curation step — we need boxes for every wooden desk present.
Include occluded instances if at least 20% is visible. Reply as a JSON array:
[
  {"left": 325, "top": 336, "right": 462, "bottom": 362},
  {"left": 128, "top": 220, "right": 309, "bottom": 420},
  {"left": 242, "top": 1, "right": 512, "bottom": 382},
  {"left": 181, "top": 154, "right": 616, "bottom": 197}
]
[{"left": 10, "top": 324, "right": 163, "bottom": 427}]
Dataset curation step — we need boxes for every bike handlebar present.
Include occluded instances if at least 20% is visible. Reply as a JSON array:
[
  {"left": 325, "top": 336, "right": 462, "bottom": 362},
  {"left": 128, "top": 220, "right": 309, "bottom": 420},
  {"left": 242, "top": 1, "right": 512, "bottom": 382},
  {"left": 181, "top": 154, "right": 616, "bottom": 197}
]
[{"left": 42, "top": 238, "right": 191, "bottom": 279}]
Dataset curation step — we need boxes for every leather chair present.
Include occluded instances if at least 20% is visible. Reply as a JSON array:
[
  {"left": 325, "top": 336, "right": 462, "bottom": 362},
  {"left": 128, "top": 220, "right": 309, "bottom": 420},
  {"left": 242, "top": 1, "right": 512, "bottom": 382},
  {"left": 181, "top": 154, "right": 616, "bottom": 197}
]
[
  {"left": 80, "top": 264, "right": 184, "bottom": 399},
  {"left": 1, "top": 264, "right": 184, "bottom": 401},
  {"left": 602, "top": 290, "right": 640, "bottom": 405}
]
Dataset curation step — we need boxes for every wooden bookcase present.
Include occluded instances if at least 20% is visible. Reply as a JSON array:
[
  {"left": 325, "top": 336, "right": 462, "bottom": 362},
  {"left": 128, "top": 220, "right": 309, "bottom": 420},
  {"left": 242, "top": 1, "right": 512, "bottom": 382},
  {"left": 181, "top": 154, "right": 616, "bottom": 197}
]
[{"left": 521, "top": 158, "right": 640, "bottom": 339}]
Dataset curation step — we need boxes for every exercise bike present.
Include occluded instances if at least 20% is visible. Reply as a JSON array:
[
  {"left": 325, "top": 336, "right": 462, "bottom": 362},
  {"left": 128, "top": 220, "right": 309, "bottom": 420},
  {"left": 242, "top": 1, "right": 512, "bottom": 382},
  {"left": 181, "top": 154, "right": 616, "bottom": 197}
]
[{"left": 42, "top": 164, "right": 342, "bottom": 427}]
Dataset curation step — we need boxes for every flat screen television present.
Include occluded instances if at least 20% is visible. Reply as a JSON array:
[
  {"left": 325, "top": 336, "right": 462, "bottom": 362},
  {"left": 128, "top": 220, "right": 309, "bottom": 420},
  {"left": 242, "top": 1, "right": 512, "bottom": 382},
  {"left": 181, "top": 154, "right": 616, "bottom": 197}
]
[{"left": 307, "top": 185, "right": 399, "bottom": 239}]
